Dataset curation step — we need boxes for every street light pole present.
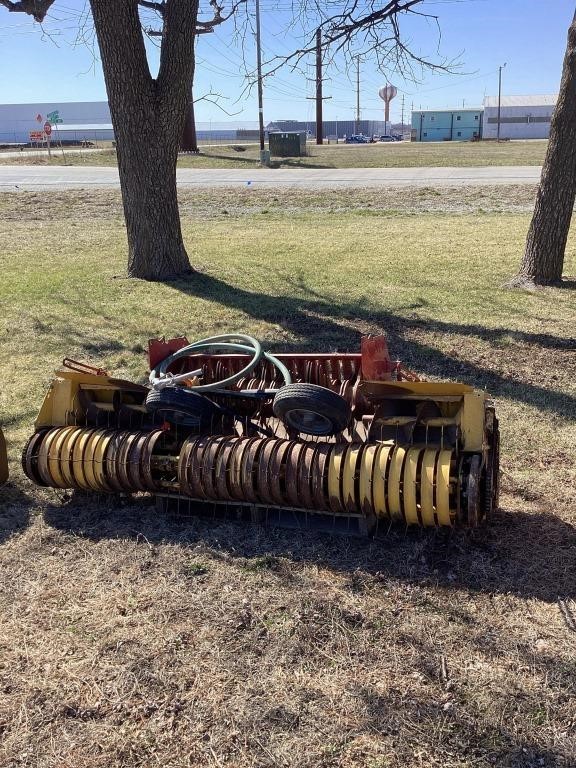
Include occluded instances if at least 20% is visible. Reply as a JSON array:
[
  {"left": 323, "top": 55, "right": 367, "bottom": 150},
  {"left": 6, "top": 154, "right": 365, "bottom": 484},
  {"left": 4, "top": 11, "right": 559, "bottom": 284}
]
[{"left": 497, "top": 62, "right": 506, "bottom": 142}]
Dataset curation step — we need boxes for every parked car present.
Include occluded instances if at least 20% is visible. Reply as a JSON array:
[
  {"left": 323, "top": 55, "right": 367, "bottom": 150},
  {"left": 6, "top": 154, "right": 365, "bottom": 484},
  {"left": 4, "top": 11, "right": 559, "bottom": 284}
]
[
  {"left": 345, "top": 134, "right": 371, "bottom": 144},
  {"left": 378, "top": 134, "right": 403, "bottom": 142}
]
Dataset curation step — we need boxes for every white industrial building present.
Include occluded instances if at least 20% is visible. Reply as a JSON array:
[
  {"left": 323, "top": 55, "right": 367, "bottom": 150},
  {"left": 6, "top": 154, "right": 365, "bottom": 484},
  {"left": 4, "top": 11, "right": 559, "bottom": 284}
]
[
  {"left": 482, "top": 94, "right": 557, "bottom": 140},
  {"left": 0, "top": 101, "right": 113, "bottom": 144}
]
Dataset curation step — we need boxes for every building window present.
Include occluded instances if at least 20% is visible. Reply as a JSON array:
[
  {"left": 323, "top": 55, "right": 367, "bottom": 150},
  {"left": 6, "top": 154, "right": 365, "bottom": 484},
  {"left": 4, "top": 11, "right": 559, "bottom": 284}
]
[
  {"left": 456, "top": 115, "right": 461, "bottom": 121},
  {"left": 475, "top": 115, "right": 479, "bottom": 120},
  {"left": 423, "top": 132, "right": 428, "bottom": 137},
  {"left": 430, "top": 116, "right": 435, "bottom": 122},
  {"left": 457, "top": 131, "right": 462, "bottom": 137}
]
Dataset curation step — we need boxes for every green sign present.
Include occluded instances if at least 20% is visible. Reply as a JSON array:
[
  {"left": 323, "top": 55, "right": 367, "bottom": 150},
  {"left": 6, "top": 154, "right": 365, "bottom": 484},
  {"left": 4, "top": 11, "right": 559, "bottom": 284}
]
[{"left": 47, "top": 110, "right": 64, "bottom": 125}]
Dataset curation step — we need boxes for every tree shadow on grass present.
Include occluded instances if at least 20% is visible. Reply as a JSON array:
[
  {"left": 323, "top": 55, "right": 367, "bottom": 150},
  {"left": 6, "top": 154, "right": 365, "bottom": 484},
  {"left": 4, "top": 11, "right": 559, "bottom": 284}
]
[
  {"left": 0, "top": 483, "right": 34, "bottom": 544},
  {"left": 164, "top": 272, "right": 576, "bottom": 419},
  {"left": 43, "top": 493, "right": 576, "bottom": 603}
]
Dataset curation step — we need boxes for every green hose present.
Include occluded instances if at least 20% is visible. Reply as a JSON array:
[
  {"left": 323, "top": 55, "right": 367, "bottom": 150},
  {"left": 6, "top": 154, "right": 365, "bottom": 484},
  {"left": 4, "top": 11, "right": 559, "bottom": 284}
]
[{"left": 149, "top": 333, "right": 292, "bottom": 394}]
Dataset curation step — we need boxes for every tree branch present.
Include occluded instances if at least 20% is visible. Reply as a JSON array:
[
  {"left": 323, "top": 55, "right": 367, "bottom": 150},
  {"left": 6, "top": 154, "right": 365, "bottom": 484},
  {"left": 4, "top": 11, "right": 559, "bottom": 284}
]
[{"left": 0, "top": 0, "right": 56, "bottom": 22}]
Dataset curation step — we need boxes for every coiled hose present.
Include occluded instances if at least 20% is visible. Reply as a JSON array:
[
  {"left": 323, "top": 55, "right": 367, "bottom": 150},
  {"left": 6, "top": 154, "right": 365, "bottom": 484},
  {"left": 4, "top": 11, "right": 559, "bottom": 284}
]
[{"left": 149, "top": 333, "right": 292, "bottom": 395}]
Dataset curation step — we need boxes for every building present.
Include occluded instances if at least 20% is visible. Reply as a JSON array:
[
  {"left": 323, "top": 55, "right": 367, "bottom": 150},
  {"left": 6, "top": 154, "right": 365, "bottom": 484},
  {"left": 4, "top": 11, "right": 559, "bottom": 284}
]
[
  {"left": 0, "top": 101, "right": 113, "bottom": 145},
  {"left": 411, "top": 108, "right": 482, "bottom": 142},
  {"left": 482, "top": 94, "right": 557, "bottom": 140},
  {"left": 267, "top": 119, "right": 389, "bottom": 140}
]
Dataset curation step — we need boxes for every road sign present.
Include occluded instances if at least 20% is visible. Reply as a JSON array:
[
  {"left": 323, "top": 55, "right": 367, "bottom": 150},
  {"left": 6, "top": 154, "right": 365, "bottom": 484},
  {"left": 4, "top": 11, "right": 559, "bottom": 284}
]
[
  {"left": 44, "top": 122, "right": 52, "bottom": 136},
  {"left": 36, "top": 113, "right": 43, "bottom": 123},
  {"left": 29, "top": 131, "right": 44, "bottom": 141},
  {"left": 46, "top": 110, "right": 63, "bottom": 124}
]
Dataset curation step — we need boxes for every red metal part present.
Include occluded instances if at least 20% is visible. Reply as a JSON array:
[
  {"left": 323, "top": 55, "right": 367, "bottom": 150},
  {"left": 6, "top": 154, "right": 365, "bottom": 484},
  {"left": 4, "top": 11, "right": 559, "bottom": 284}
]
[
  {"left": 360, "top": 335, "right": 393, "bottom": 381},
  {"left": 148, "top": 337, "right": 189, "bottom": 371}
]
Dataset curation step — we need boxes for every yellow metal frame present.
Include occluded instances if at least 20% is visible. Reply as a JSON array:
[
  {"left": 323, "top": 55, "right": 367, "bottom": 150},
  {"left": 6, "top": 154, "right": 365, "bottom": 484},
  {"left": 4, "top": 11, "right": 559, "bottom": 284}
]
[{"left": 35, "top": 369, "right": 148, "bottom": 430}]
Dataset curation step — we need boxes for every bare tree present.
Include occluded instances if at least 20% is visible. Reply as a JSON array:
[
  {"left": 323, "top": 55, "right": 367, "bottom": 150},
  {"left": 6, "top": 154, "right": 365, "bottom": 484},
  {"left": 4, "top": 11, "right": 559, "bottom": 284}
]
[
  {"left": 1, "top": 0, "right": 448, "bottom": 281},
  {"left": 508, "top": 10, "right": 576, "bottom": 288}
]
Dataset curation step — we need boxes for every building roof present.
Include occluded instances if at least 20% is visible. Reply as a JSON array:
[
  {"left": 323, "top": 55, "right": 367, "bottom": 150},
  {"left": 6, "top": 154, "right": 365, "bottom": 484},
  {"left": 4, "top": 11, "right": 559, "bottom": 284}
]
[
  {"left": 412, "top": 108, "right": 482, "bottom": 114},
  {"left": 483, "top": 94, "right": 557, "bottom": 108}
]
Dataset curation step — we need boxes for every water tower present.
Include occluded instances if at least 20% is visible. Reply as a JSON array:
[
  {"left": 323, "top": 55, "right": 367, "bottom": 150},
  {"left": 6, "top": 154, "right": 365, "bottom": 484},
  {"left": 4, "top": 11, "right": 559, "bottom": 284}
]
[{"left": 378, "top": 84, "right": 397, "bottom": 135}]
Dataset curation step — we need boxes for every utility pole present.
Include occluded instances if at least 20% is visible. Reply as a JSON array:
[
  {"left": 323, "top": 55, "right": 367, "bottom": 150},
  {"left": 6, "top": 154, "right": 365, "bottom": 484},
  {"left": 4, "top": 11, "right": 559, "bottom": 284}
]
[
  {"left": 255, "top": 0, "right": 268, "bottom": 164},
  {"left": 315, "top": 28, "right": 323, "bottom": 144},
  {"left": 401, "top": 94, "right": 405, "bottom": 129},
  {"left": 306, "top": 28, "right": 332, "bottom": 144},
  {"left": 497, "top": 62, "right": 506, "bottom": 142},
  {"left": 355, "top": 57, "right": 360, "bottom": 133}
]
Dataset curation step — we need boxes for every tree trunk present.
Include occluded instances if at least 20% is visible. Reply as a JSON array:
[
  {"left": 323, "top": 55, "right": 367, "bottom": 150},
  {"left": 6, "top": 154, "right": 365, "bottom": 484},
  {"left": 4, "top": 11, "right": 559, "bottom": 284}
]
[
  {"left": 181, "top": 96, "right": 198, "bottom": 152},
  {"left": 90, "top": 0, "right": 198, "bottom": 280},
  {"left": 510, "top": 11, "right": 576, "bottom": 288}
]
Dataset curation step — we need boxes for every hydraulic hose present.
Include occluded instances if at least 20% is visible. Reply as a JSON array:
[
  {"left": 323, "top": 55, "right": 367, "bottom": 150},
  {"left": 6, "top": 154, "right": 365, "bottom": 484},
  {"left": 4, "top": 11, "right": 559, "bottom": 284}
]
[{"left": 149, "top": 333, "right": 292, "bottom": 394}]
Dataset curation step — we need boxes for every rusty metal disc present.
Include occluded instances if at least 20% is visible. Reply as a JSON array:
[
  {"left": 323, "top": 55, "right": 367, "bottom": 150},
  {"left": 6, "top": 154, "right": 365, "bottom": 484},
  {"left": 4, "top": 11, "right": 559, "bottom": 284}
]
[
  {"left": 126, "top": 431, "right": 151, "bottom": 492},
  {"left": 227, "top": 437, "right": 251, "bottom": 500},
  {"left": 240, "top": 437, "right": 264, "bottom": 503},
  {"left": 214, "top": 438, "right": 236, "bottom": 501},
  {"left": 285, "top": 441, "right": 306, "bottom": 508},
  {"left": 187, "top": 434, "right": 213, "bottom": 499},
  {"left": 105, "top": 430, "right": 132, "bottom": 493},
  {"left": 82, "top": 429, "right": 109, "bottom": 491},
  {"left": 268, "top": 439, "right": 291, "bottom": 506},
  {"left": 57, "top": 427, "right": 84, "bottom": 489},
  {"left": 37, "top": 428, "right": 62, "bottom": 486},
  {"left": 255, "top": 438, "right": 280, "bottom": 505},
  {"left": 71, "top": 429, "right": 96, "bottom": 491},
  {"left": 178, "top": 436, "right": 198, "bottom": 497},
  {"left": 341, "top": 443, "right": 364, "bottom": 513},
  {"left": 22, "top": 430, "right": 50, "bottom": 486},
  {"left": 116, "top": 432, "right": 141, "bottom": 492},
  {"left": 311, "top": 443, "right": 331, "bottom": 511},
  {"left": 140, "top": 429, "right": 165, "bottom": 492},
  {"left": 201, "top": 436, "right": 228, "bottom": 500},
  {"left": 297, "top": 442, "right": 317, "bottom": 510}
]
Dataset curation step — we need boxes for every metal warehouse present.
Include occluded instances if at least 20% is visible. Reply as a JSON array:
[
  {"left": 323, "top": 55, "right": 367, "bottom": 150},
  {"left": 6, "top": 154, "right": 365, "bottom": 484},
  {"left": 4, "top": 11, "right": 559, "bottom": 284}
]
[
  {"left": 482, "top": 94, "right": 557, "bottom": 140},
  {"left": 0, "top": 101, "right": 113, "bottom": 145},
  {"left": 411, "top": 108, "right": 482, "bottom": 142}
]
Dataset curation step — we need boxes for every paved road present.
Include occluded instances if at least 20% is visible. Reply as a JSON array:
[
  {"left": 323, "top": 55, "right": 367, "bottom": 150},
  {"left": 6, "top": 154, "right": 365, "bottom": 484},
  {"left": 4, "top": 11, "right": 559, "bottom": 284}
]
[{"left": 0, "top": 164, "right": 542, "bottom": 191}]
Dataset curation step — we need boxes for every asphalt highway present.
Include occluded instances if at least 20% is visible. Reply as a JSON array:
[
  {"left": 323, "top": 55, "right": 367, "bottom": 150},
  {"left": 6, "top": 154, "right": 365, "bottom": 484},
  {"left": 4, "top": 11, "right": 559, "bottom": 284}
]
[{"left": 0, "top": 164, "right": 542, "bottom": 191}]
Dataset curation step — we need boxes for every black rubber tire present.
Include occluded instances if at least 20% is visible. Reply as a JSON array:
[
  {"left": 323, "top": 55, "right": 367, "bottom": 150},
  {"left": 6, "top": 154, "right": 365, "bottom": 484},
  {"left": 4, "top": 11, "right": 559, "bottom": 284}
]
[
  {"left": 272, "top": 383, "right": 351, "bottom": 436},
  {"left": 146, "top": 387, "right": 218, "bottom": 428}
]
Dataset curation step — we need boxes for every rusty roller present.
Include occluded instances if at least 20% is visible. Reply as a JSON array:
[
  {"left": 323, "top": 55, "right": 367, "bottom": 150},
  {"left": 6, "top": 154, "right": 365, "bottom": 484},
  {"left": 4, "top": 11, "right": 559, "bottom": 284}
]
[{"left": 175, "top": 435, "right": 482, "bottom": 527}]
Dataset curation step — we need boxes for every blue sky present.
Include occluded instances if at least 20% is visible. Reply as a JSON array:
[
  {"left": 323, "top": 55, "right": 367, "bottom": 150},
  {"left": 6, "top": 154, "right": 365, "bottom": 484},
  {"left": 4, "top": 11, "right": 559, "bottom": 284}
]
[{"left": 0, "top": 0, "right": 571, "bottom": 125}]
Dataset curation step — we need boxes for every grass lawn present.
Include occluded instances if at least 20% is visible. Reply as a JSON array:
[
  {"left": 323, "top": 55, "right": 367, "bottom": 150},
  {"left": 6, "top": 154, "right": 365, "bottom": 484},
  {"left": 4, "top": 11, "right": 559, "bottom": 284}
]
[
  {"left": 0, "top": 139, "right": 548, "bottom": 169},
  {"left": 0, "top": 185, "right": 575, "bottom": 767}
]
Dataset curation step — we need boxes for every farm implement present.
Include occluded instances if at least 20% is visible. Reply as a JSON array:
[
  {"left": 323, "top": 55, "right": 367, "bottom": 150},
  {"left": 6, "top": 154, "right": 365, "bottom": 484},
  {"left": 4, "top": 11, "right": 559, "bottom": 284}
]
[{"left": 22, "top": 334, "right": 500, "bottom": 534}]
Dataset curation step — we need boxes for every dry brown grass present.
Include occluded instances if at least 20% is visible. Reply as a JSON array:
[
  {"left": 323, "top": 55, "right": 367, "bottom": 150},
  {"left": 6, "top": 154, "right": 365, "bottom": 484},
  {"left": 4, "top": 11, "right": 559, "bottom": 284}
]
[{"left": 0, "top": 186, "right": 575, "bottom": 768}]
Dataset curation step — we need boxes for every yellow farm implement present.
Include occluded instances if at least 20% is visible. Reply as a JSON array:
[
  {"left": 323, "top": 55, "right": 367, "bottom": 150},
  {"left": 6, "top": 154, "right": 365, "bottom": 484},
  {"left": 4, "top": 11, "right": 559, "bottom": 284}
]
[{"left": 22, "top": 335, "right": 499, "bottom": 534}]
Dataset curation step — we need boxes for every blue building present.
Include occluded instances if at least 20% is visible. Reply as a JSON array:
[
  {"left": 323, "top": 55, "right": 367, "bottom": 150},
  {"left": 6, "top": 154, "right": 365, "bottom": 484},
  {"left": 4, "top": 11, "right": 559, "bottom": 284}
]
[{"left": 411, "top": 108, "right": 482, "bottom": 142}]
